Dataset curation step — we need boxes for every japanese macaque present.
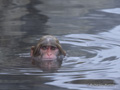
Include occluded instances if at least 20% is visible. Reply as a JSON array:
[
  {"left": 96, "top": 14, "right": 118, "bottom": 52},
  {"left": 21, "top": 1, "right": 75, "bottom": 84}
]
[{"left": 31, "top": 35, "right": 66, "bottom": 72}]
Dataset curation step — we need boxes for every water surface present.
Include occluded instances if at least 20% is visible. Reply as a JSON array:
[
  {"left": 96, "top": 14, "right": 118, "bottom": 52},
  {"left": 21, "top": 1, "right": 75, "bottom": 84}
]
[{"left": 0, "top": 0, "right": 120, "bottom": 90}]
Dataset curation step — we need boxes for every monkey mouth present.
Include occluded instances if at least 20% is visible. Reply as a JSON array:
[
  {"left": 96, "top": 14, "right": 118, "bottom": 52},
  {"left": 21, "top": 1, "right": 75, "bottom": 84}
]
[
  {"left": 42, "top": 56, "right": 57, "bottom": 60},
  {"left": 42, "top": 58, "right": 57, "bottom": 61}
]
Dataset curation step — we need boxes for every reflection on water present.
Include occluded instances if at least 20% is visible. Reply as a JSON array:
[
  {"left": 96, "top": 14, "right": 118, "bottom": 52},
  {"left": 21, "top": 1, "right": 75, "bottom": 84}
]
[
  {"left": 101, "top": 8, "right": 120, "bottom": 14},
  {"left": 32, "top": 59, "right": 63, "bottom": 72},
  {"left": 0, "top": 0, "right": 120, "bottom": 90}
]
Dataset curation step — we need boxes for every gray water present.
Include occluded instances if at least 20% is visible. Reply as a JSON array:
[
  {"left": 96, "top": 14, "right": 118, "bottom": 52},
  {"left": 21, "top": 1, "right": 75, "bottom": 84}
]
[{"left": 0, "top": 0, "right": 120, "bottom": 90}]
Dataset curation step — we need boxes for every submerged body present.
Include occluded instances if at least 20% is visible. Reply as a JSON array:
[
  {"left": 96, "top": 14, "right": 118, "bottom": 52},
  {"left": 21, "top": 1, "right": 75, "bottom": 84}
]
[{"left": 31, "top": 35, "right": 66, "bottom": 71}]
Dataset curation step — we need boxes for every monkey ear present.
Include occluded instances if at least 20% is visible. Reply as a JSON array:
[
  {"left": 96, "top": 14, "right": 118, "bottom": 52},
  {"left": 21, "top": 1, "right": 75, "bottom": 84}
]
[
  {"left": 62, "top": 50, "right": 66, "bottom": 56},
  {"left": 31, "top": 46, "right": 35, "bottom": 57},
  {"left": 56, "top": 44, "right": 66, "bottom": 56}
]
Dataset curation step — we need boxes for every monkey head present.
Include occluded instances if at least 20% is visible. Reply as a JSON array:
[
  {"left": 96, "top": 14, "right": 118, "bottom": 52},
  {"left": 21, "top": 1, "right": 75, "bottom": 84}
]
[{"left": 31, "top": 35, "right": 66, "bottom": 60}]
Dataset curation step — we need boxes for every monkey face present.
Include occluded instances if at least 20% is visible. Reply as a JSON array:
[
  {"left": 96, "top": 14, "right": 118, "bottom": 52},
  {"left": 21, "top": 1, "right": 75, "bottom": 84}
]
[
  {"left": 31, "top": 35, "right": 66, "bottom": 57},
  {"left": 40, "top": 45, "right": 59, "bottom": 60}
]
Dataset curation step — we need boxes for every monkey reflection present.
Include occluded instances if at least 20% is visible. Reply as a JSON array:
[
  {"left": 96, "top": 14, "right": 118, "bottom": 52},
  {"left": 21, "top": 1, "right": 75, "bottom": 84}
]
[
  {"left": 32, "top": 59, "right": 63, "bottom": 72},
  {"left": 31, "top": 35, "right": 66, "bottom": 72}
]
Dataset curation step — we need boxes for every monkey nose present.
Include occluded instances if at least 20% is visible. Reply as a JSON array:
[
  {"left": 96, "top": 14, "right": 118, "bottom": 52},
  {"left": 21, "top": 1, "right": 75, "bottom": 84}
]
[
  {"left": 47, "top": 47, "right": 52, "bottom": 56},
  {"left": 47, "top": 52, "right": 52, "bottom": 56}
]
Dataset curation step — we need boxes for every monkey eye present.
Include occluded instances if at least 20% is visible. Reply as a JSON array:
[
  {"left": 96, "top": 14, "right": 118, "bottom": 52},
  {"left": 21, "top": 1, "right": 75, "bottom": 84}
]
[
  {"left": 41, "top": 46, "right": 48, "bottom": 50},
  {"left": 50, "top": 46, "right": 57, "bottom": 50}
]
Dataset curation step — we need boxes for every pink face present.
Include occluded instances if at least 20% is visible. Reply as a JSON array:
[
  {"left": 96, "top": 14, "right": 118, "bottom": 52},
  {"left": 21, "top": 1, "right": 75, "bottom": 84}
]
[{"left": 40, "top": 45, "right": 59, "bottom": 60}]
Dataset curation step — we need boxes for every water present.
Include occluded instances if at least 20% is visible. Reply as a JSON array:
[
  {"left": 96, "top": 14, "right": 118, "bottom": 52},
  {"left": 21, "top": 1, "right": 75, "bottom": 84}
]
[{"left": 0, "top": 0, "right": 120, "bottom": 90}]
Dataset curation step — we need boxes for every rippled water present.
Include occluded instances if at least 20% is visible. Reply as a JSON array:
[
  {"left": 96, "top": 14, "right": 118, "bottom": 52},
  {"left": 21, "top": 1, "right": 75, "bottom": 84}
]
[
  {"left": 48, "top": 25, "right": 120, "bottom": 90},
  {"left": 0, "top": 0, "right": 120, "bottom": 90}
]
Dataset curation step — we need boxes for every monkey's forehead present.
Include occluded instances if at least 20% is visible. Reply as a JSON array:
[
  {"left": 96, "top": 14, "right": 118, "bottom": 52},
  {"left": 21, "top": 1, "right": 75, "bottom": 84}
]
[{"left": 40, "top": 38, "right": 57, "bottom": 46}]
